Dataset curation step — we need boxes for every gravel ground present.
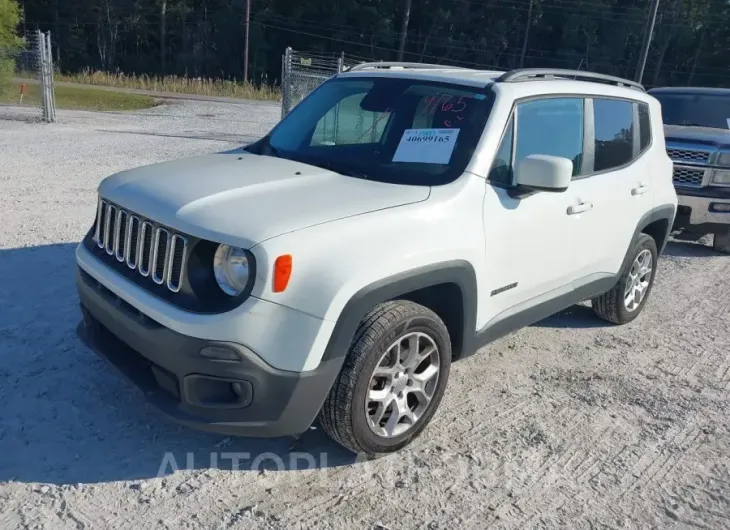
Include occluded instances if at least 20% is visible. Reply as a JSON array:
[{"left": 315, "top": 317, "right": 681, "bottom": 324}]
[{"left": 1, "top": 100, "right": 730, "bottom": 530}]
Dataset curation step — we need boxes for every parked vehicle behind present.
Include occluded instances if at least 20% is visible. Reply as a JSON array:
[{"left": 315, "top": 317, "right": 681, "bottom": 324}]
[{"left": 648, "top": 86, "right": 730, "bottom": 253}]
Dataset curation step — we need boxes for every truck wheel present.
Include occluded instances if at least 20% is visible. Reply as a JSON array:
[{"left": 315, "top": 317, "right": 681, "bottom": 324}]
[
  {"left": 592, "top": 233, "right": 658, "bottom": 325},
  {"left": 713, "top": 231, "right": 730, "bottom": 254},
  {"left": 319, "top": 301, "right": 451, "bottom": 455}
]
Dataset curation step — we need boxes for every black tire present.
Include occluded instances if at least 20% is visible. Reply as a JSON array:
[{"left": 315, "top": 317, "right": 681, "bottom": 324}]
[
  {"left": 592, "top": 233, "right": 658, "bottom": 325},
  {"left": 713, "top": 231, "right": 730, "bottom": 254},
  {"left": 319, "top": 300, "right": 451, "bottom": 455}
]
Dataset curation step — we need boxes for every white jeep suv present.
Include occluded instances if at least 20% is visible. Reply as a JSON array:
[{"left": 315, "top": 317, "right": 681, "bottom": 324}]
[{"left": 76, "top": 65, "right": 677, "bottom": 455}]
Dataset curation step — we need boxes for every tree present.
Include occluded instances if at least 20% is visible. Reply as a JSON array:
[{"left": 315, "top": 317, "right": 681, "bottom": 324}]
[
  {"left": 0, "top": 0, "right": 22, "bottom": 92},
  {"left": 12, "top": 0, "right": 730, "bottom": 89}
]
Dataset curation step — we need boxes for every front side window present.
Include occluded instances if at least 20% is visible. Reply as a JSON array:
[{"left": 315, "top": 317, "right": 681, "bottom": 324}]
[
  {"left": 489, "top": 118, "right": 514, "bottom": 186},
  {"left": 261, "top": 78, "right": 495, "bottom": 185},
  {"left": 593, "top": 98, "right": 635, "bottom": 172},
  {"left": 488, "top": 97, "right": 584, "bottom": 184},
  {"left": 515, "top": 98, "right": 584, "bottom": 175}
]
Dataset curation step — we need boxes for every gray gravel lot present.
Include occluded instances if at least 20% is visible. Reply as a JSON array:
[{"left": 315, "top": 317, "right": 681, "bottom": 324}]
[{"left": 1, "top": 100, "right": 730, "bottom": 530}]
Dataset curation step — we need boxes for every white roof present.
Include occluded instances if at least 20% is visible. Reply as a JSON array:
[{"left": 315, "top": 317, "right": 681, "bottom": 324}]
[
  {"left": 338, "top": 65, "right": 503, "bottom": 88},
  {"left": 337, "top": 64, "right": 653, "bottom": 103}
]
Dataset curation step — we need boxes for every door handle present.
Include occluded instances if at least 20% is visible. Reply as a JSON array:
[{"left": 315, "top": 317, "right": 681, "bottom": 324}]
[
  {"left": 567, "top": 202, "right": 594, "bottom": 215},
  {"left": 632, "top": 184, "right": 649, "bottom": 196}
]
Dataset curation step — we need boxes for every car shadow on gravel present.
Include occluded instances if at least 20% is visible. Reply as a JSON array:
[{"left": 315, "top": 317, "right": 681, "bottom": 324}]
[
  {"left": 535, "top": 240, "right": 719, "bottom": 330},
  {"left": 0, "top": 243, "right": 357, "bottom": 486},
  {"left": 663, "top": 239, "right": 718, "bottom": 258},
  {"left": 533, "top": 303, "right": 608, "bottom": 329}
]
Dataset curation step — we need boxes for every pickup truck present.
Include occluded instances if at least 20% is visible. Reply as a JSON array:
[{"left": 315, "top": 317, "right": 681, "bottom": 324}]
[{"left": 648, "top": 86, "right": 730, "bottom": 253}]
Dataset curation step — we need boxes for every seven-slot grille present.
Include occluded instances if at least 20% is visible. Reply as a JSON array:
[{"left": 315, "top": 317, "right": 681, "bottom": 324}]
[
  {"left": 672, "top": 167, "right": 705, "bottom": 188},
  {"left": 94, "top": 199, "right": 187, "bottom": 292},
  {"left": 666, "top": 147, "right": 712, "bottom": 164}
]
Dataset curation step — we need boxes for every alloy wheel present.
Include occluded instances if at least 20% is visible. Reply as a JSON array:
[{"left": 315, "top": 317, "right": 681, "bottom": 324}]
[
  {"left": 365, "top": 331, "right": 441, "bottom": 438},
  {"left": 624, "top": 249, "right": 653, "bottom": 312}
]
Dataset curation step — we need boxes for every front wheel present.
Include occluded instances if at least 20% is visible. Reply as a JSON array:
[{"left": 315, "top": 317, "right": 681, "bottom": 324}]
[
  {"left": 592, "top": 233, "right": 658, "bottom": 324},
  {"left": 319, "top": 301, "right": 451, "bottom": 455}
]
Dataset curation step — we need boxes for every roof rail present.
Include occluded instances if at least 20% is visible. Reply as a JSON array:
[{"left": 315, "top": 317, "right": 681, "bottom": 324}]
[
  {"left": 495, "top": 68, "right": 645, "bottom": 91},
  {"left": 346, "top": 61, "right": 471, "bottom": 72}
]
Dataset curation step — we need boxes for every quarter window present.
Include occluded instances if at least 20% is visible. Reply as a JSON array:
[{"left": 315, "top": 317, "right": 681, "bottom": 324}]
[
  {"left": 593, "top": 98, "right": 635, "bottom": 171},
  {"left": 638, "top": 103, "right": 651, "bottom": 152}
]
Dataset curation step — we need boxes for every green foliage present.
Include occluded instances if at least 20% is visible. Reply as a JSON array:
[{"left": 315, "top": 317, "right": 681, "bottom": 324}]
[
  {"left": 15, "top": 0, "right": 730, "bottom": 88},
  {"left": 0, "top": 58, "right": 13, "bottom": 92},
  {"left": 0, "top": 0, "right": 21, "bottom": 91},
  {"left": 0, "top": 0, "right": 21, "bottom": 48},
  {"left": 0, "top": 81, "right": 158, "bottom": 110}
]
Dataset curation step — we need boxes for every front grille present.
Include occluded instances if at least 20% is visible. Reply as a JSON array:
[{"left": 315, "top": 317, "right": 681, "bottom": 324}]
[
  {"left": 672, "top": 167, "right": 705, "bottom": 188},
  {"left": 666, "top": 147, "right": 712, "bottom": 164},
  {"left": 94, "top": 198, "right": 188, "bottom": 292}
]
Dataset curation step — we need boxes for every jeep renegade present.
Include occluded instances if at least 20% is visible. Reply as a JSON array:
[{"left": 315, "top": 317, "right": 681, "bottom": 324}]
[{"left": 76, "top": 66, "right": 677, "bottom": 455}]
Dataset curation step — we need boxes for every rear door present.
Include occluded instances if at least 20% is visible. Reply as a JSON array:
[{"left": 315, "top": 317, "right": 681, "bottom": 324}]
[{"left": 567, "top": 98, "right": 654, "bottom": 278}]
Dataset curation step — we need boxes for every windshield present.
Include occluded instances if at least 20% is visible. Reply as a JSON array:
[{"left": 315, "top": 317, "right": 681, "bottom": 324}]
[
  {"left": 652, "top": 92, "right": 730, "bottom": 129},
  {"left": 256, "top": 77, "right": 494, "bottom": 185}
]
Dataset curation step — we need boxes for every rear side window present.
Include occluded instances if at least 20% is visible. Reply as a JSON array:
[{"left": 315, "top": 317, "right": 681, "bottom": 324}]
[
  {"left": 638, "top": 103, "right": 651, "bottom": 152},
  {"left": 593, "top": 99, "right": 634, "bottom": 172}
]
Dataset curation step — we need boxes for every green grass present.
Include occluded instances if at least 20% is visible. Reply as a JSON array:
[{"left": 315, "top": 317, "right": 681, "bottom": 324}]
[
  {"left": 1, "top": 81, "right": 157, "bottom": 111},
  {"left": 55, "top": 70, "right": 281, "bottom": 101}
]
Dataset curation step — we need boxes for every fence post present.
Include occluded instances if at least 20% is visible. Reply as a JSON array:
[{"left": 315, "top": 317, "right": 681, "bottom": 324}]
[
  {"left": 35, "top": 30, "right": 56, "bottom": 123},
  {"left": 35, "top": 29, "right": 48, "bottom": 122},
  {"left": 280, "top": 53, "right": 285, "bottom": 119},
  {"left": 337, "top": 52, "right": 344, "bottom": 73},
  {"left": 45, "top": 32, "right": 56, "bottom": 122},
  {"left": 281, "top": 47, "right": 293, "bottom": 119}
]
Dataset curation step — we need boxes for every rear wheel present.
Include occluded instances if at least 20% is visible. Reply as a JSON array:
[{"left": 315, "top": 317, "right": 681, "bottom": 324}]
[
  {"left": 592, "top": 233, "right": 658, "bottom": 324},
  {"left": 319, "top": 300, "right": 451, "bottom": 455},
  {"left": 713, "top": 230, "right": 730, "bottom": 254}
]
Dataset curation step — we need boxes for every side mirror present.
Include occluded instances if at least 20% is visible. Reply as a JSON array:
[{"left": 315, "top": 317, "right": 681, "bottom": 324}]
[{"left": 514, "top": 154, "right": 573, "bottom": 192}]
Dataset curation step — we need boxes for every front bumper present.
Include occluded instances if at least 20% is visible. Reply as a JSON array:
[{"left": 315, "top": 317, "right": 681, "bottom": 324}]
[
  {"left": 76, "top": 267, "right": 343, "bottom": 437},
  {"left": 674, "top": 187, "right": 730, "bottom": 234}
]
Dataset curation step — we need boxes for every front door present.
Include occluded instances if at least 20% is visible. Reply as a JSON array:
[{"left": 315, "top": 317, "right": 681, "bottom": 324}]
[{"left": 478, "top": 96, "right": 595, "bottom": 328}]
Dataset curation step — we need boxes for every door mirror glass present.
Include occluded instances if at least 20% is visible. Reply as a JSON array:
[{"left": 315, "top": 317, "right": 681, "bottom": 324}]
[{"left": 514, "top": 154, "right": 572, "bottom": 192}]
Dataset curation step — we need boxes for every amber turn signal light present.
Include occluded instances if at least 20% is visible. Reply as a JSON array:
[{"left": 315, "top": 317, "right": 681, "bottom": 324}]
[{"left": 273, "top": 254, "right": 293, "bottom": 292}]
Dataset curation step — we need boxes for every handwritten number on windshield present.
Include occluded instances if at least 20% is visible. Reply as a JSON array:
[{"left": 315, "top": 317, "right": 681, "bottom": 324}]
[{"left": 423, "top": 94, "right": 470, "bottom": 127}]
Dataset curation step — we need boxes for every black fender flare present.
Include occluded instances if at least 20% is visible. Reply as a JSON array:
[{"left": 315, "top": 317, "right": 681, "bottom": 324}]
[
  {"left": 298, "top": 260, "right": 478, "bottom": 431},
  {"left": 633, "top": 203, "right": 677, "bottom": 256},
  {"left": 320, "top": 260, "right": 478, "bottom": 363}
]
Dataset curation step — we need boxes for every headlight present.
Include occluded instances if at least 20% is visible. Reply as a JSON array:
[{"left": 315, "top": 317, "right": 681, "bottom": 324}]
[
  {"left": 717, "top": 151, "right": 730, "bottom": 166},
  {"left": 213, "top": 245, "right": 251, "bottom": 296},
  {"left": 711, "top": 169, "right": 730, "bottom": 186}
]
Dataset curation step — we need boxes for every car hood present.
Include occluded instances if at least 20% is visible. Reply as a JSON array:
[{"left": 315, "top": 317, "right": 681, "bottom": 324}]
[
  {"left": 664, "top": 124, "right": 730, "bottom": 148},
  {"left": 98, "top": 150, "right": 430, "bottom": 248}
]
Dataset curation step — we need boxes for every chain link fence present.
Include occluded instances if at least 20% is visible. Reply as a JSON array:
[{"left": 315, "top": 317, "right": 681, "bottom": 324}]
[
  {"left": 1, "top": 31, "right": 56, "bottom": 123},
  {"left": 280, "top": 47, "right": 360, "bottom": 119},
  {"left": 279, "top": 48, "right": 401, "bottom": 147}
]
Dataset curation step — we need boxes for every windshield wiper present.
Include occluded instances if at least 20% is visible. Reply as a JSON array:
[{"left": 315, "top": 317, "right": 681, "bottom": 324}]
[{"left": 303, "top": 158, "right": 369, "bottom": 180}]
